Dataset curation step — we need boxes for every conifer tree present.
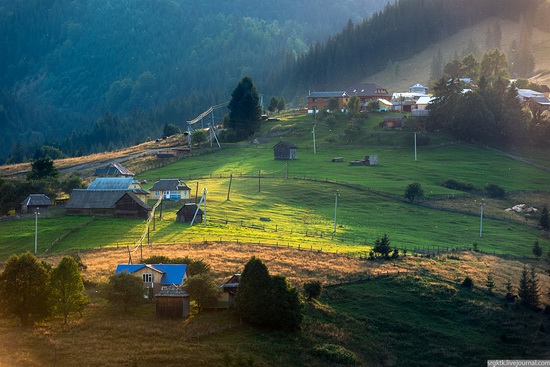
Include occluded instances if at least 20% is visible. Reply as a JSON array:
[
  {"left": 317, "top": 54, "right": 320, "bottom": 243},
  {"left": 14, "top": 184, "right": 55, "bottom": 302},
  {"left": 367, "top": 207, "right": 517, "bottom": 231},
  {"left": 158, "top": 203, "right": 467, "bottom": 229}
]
[
  {"left": 485, "top": 273, "right": 495, "bottom": 294},
  {"left": 533, "top": 240, "right": 543, "bottom": 260},
  {"left": 226, "top": 77, "right": 261, "bottom": 140},
  {"left": 539, "top": 205, "right": 549, "bottom": 231}
]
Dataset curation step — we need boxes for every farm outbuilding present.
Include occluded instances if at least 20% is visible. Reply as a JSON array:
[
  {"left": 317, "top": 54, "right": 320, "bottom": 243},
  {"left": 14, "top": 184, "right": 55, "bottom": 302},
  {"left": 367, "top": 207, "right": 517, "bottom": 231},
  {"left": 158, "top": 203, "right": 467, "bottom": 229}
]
[
  {"left": 20, "top": 194, "right": 52, "bottom": 214},
  {"left": 383, "top": 115, "right": 407, "bottom": 129},
  {"left": 66, "top": 190, "right": 151, "bottom": 218},
  {"left": 93, "top": 162, "right": 134, "bottom": 177},
  {"left": 155, "top": 285, "right": 190, "bottom": 318},
  {"left": 216, "top": 274, "right": 240, "bottom": 308},
  {"left": 176, "top": 203, "right": 203, "bottom": 224},
  {"left": 273, "top": 141, "right": 298, "bottom": 160}
]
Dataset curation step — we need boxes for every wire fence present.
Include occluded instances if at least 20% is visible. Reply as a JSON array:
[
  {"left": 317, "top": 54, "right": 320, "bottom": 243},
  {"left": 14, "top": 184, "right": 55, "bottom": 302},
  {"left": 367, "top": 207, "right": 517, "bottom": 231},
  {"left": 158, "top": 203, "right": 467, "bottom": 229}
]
[{"left": 144, "top": 172, "right": 548, "bottom": 228}]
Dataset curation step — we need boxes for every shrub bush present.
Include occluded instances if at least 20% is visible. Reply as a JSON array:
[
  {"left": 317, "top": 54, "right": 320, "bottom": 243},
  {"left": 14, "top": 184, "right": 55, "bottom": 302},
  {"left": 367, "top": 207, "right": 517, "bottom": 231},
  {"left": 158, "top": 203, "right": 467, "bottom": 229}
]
[
  {"left": 312, "top": 344, "right": 357, "bottom": 364},
  {"left": 485, "top": 183, "right": 506, "bottom": 199},
  {"left": 303, "top": 281, "right": 322, "bottom": 300},
  {"left": 461, "top": 276, "right": 474, "bottom": 289},
  {"left": 441, "top": 179, "right": 475, "bottom": 192}
]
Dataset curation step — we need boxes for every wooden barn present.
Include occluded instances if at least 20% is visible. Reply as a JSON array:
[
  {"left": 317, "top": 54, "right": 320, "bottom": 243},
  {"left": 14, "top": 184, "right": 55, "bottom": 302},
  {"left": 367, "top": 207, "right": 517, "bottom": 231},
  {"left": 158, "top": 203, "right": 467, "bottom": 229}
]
[
  {"left": 155, "top": 285, "right": 190, "bottom": 318},
  {"left": 66, "top": 190, "right": 151, "bottom": 218},
  {"left": 20, "top": 194, "right": 52, "bottom": 214},
  {"left": 176, "top": 203, "right": 203, "bottom": 224},
  {"left": 273, "top": 141, "right": 298, "bottom": 160}
]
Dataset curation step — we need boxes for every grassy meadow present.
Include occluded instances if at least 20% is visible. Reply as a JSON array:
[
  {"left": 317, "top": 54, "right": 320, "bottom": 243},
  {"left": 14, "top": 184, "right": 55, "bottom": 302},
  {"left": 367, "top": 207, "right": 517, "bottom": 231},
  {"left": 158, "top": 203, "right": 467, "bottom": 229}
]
[{"left": 0, "top": 113, "right": 549, "bottom": 260}]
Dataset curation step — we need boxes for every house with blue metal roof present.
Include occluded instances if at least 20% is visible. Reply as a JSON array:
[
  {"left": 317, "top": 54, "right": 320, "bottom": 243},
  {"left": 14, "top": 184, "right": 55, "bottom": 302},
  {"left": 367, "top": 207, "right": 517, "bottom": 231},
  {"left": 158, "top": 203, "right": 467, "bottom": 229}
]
[
  {"left": 87, "top": 177, "right": 149, "bottom": 203},
  {"left": 115, "top": 263, "right": 188, "bottom": 298}
]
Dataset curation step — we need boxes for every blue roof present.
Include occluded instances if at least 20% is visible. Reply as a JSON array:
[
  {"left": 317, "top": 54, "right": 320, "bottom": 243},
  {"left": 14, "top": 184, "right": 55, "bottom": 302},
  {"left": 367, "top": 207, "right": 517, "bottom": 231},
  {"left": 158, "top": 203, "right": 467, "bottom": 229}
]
[
  {"left": 88, "top": 177, "right": 137, "bottom": 190},
  {"left": 115, "top": 264, "right": 187, "bottom": 285}
]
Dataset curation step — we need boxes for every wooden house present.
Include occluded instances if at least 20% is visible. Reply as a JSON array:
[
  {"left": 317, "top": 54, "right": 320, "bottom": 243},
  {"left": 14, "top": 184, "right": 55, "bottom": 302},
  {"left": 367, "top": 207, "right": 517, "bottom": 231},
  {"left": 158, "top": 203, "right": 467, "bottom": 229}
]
[
  {"left": 306, "top": 91, "right": 348, "bottom": 113},
  {"left": 93, "top": 162, "right": 134, "bottom": 177},
  {"left": 155, "top": 285, "right": 190, "bottom": 318},
  {"left": 20, "top": 194, "right": 52, "bottom": 214},
  {"left": 383, "top": 115, "right": 407, "bottom": 129},
  {"left": 149, "top": 179, "right": 191, "bottom": 201},
  {"left": 87, "top": 177, "right": 149, "bottom": 203},
  {"left": 346, "top": 83, "right": 392, "bottom": 112},
  {"left": 216, "top": 274, "right": 240, "bottom": 308},
  {"left": 176, "top": 203, "right": 203, "bottom": 224},
  {"left": 115, "top": 263, "right": 188, "bottom": 299},
  {"left": 273, "top": 141, "right": 298, "bottom": 160},
  {"left": 66, "top": 190, "right": 151, "bottom": 218}
]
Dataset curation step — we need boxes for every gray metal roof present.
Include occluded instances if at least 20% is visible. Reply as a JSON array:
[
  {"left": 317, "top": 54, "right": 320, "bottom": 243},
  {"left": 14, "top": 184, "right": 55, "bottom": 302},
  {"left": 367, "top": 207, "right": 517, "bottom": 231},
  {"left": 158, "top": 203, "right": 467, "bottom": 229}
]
[
  {"left": 273, "top": 141, "right": 298, "bottom": 149},
  {"left": 308, "top": 91, "right": 347, "bottom": 98},
  {"left": 176, "top": 203, "right": 203, "bottom": 215},
  {"left": 155, "top": 285, "right": 190, "bottom": 297},
  {"left": 20, "top": 194, "right": 52, "bottom": 206},
  {"left": 94, "top": 162, "right": 134, "bottom": 176},
  {"left": 346, "top": 83, "right": 390, "bottom": 97},
  {"left": 66, "top": 190, "right": 150, "bottom": 210},
  {"left": 88, "top": 177, "right": 137, "bottom": 190},
  {"left": 149, "top": 179, "right": 191, "bottom": 191}
]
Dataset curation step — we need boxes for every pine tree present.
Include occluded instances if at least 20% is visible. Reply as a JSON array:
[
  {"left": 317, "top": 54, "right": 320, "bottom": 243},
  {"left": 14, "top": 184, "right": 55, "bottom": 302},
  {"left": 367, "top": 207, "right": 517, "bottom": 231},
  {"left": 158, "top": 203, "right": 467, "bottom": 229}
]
[
  {"left": 485, "top": 273, "right": 495, "bottom": 294},
  {"left": 373, "top": 234, "right": 392, "bottom": 258},
  {"left": 528, "top": 267, "right": 541, "bottom": 308},
  {"left": 226, "top": 77, "right": 261, "bottom": 140},
  {"left": 539, "top": 205, "right": 549, "bottom": 231},
  {"left": 533, "top": 240, "right": 543, "bottom": 260},
  {"left": 235, "top": 257, "right": 274, "bottom": 326}
]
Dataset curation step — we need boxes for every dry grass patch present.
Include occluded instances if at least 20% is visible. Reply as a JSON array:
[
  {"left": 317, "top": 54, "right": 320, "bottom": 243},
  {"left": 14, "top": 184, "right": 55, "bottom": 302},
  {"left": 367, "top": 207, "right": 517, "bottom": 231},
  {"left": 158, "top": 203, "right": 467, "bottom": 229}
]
[
  {"left": 45, "top": 241, "right": 404, "bottom": 286},
  {"left": 404, "top": 251, "right": 550, "bottom": 305}
]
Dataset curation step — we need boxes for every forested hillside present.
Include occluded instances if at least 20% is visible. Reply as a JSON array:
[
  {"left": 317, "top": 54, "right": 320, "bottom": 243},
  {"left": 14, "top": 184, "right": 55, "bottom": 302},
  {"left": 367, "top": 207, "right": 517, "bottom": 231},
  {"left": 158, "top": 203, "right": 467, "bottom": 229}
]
[
  {"left": 278, "top": 0, "right": 546, "bottom": 94},
  {"left": 0, "top": 0, "right": 388, "bottom": 162}
]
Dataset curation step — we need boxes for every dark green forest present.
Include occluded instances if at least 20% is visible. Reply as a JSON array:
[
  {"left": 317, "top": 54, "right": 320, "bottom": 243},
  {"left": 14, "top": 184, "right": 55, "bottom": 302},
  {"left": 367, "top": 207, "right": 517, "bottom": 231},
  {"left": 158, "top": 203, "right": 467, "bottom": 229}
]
[
  {"left": 0, "top": 0, "right": 388, "bottom": 162},
  {"left": 2, "top": 0, "right": 549, "bottom": 163},
  {"left": 278, "top": 0, "right": 545, "bottom": 94}
]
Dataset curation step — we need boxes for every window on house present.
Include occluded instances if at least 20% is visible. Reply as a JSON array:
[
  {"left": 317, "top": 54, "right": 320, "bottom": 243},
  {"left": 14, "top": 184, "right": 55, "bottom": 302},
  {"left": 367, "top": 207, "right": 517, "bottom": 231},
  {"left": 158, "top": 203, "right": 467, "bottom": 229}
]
[
  {"left": 143, "top": 273, "right": 153, "bottom": 283},
  {"left": 155, "top": 191, "right": 160, "bottom": 196}
]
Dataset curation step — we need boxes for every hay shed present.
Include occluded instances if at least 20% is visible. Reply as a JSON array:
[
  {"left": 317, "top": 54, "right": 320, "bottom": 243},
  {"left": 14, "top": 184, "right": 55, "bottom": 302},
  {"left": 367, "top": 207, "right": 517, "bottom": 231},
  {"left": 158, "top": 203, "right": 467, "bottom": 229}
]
[{"left": 155, "top": 285, "right": 190, "bottom": 318}]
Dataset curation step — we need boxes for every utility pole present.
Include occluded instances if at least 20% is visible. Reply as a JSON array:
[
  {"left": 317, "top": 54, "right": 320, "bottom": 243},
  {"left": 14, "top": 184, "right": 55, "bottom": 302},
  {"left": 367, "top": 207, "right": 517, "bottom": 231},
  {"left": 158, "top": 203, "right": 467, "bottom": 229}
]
[
  {"left": 258, "top": 169, "right": 261, "bottom": 193},
  {"left": 227, "top": 173, "right": 233, "bottom": 201},
  {"left": 333, "top": 191, "right": 339, "bottom": 233},
  {"left": 479, "top": 200, "right": 485, "bottom": 238},
  {"left": 34, "top": 207, "right": 40, "bottom": 255},
  {"left": 312, "top": 124, "right": 317, "bottom": 154},
  {"left": 414, "top": 132, "right": 417, "bottom": 161}
]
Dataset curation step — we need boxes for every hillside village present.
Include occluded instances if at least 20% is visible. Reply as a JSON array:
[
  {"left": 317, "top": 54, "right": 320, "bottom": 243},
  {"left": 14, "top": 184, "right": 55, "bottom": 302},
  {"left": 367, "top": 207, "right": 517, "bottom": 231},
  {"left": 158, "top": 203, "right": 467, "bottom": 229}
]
[{"left": 2, "top": 1, "right": 550, "bottom": 365}]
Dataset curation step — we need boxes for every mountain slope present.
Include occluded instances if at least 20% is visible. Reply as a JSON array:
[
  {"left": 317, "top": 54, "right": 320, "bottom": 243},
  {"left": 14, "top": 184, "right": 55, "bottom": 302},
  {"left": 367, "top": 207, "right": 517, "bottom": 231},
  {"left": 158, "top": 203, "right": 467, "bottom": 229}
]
[
  {"left": 367, "top": 17, "right": 550, "bottom": 91},
  {"left": 0, "top": 0, "right": 388, "bottom": 161}
]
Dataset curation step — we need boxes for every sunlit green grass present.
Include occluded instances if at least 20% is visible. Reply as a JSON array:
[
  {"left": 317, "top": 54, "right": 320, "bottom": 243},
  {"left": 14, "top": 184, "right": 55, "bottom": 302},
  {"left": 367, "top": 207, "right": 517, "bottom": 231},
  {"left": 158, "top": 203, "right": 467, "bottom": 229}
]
[{"left": 1, "top": 114, "right": 548, "bottom": 260}]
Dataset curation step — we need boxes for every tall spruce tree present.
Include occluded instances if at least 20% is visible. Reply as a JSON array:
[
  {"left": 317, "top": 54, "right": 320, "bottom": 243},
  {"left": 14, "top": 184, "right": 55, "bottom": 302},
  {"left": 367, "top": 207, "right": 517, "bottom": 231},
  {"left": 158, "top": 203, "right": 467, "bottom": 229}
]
[
  {"left": 235, "top": 257, "right": 274, "bottom": 326},
  {"left": 539, "top": 205, "right": 549, "bottom": 231},
  {"left": 236, "top": 257, "right": 303, "bottom": 329},
  {"left": 226, "top": 77, "right": 262, "bottom": 140}
]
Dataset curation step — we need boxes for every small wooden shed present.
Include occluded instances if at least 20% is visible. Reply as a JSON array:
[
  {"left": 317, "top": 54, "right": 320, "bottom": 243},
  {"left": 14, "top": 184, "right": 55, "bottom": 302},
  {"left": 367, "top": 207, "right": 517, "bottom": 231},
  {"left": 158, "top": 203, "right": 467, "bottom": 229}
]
[
  {"left": 20, "top": 194, "right": 52, "bottom": 214},
  {"left": 217, "top": 274, "right": 240, "bottom": 308},
  {"left": 273, "top": 141, "right": 298, "bottom": 160},
  {"left": 176, "top": 203, "right": 203, "bottom": 223},
  {"left": 155, "top": 285, "right": 190, "bottom": 318},
  {"left": 383, "top": 115, "right": 407, "bottom": 129}
]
